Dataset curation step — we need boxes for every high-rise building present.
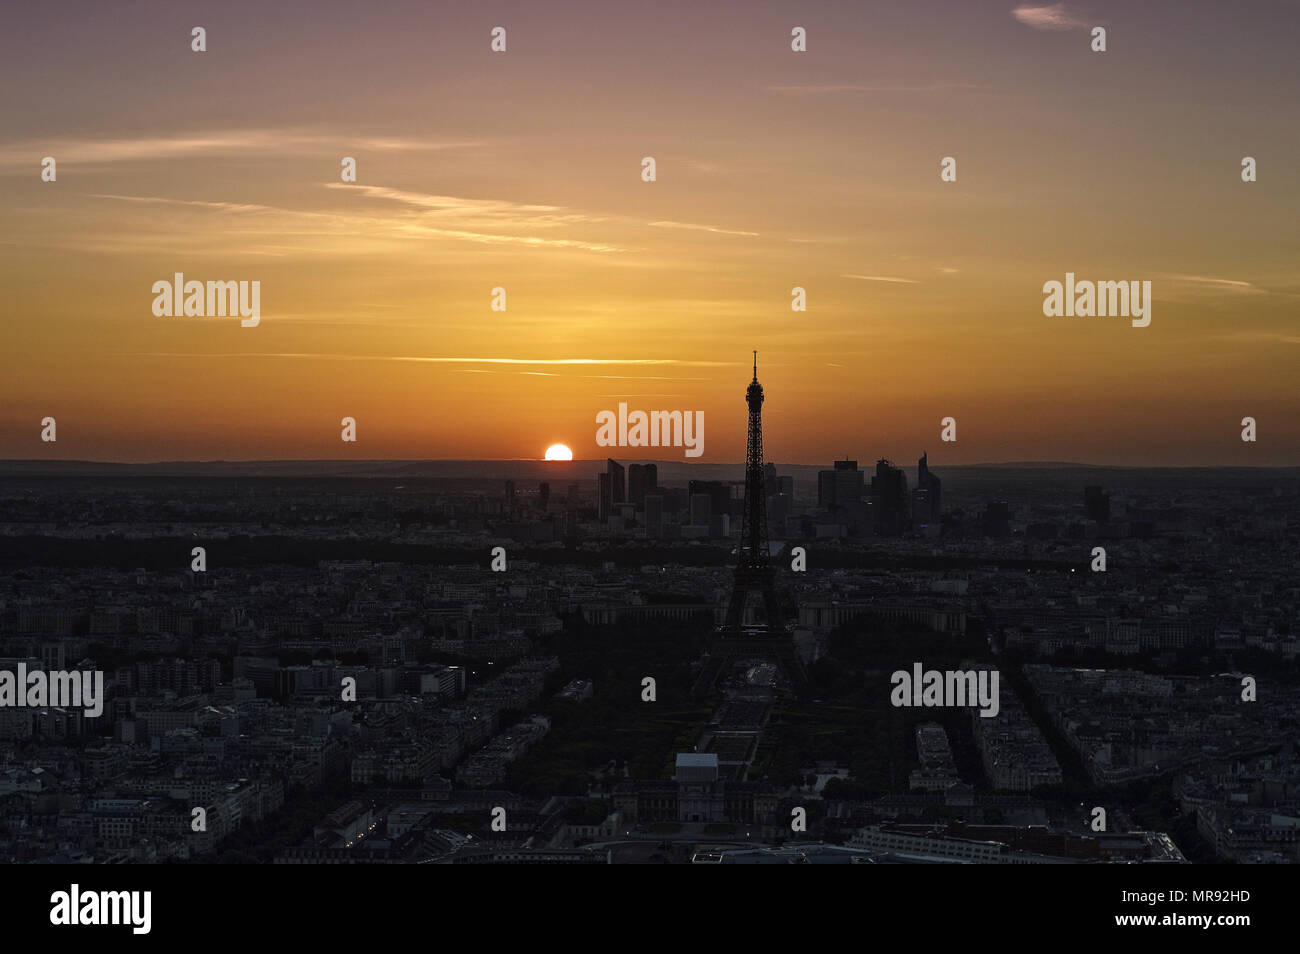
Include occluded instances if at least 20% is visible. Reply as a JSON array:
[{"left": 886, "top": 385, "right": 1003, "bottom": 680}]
[
  {"left": 598, "top": 472, "right": 612, "bottom": 521},
  {"left": 818, "top": 459, "right": 864, "bottom": 510},
  {"left": 628, "top": 463, "right": 658, "bottom": 508},
  {"left": 538, "top": 482, "right": 550, "bottom": 512},
  {"left": 607, "top": 459, "right": 625, "bottom": 505},
  {"left": 871, "top": 459, "right": 911, "bottom": 536},
  {"left": 914, "top": 452, "right": 942, "bottom": 525},
  {"left": 505, "top": 480, "right": 516, "bottom": 512}
]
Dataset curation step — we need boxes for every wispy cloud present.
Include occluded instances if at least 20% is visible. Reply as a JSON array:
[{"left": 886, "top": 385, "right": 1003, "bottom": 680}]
[
  {"left": 0, "top": 129, "right": 482, "bottom": 167},
  {"left": 328, "top": 183, "right": 625, "bottom": 252},
  {"left": 1161, "top": 274, "right": 1268, "bottom": 294},
  {"left": 1012, "top": 3, "right": 1089, "bottom": 30},
  {"left": 119, "top": 354, "right": 737, "bottom": 367},
  {"left": 89, "top": 194, "right": 275, "bottom": 214},
  {"left": 649, "top": 220, "right": 759, "bottom": 237},
  {"left": 843, "top": 274, "right": 920, "bottom": 284},
  {"left": 79, "top": 184, "right": 628, "bottom": 255},
  {"left": 328, "top": 184, "right": 597, "bottom": 227}
]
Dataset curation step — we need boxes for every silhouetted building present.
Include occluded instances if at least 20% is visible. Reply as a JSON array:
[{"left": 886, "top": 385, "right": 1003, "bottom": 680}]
[
  {"left": 913, "top": 452, "right": 942, "bottom": 526},
  {"left": 818, "top": 459, "right": 864, "bottom": 510},
  {"left": 505, "top": 480, "right": 516, "bottom": 513},
  {"left": 688, "top": 480, "right": 731, "bottom": 522},
  {"left": 871, "top": 459, "right": 911, "bottom": 536},
  {"left": 538, "top": 482, "right": 550, "bottom": 512},
  {"left": 597, "top": 472, "right": 612, "bottom": 522},
  {"left": 607, "top": 459, "right": 625, "bottom": 505},
  {"left": 628, "top": 463, "right": 657, "bottom": 508}
]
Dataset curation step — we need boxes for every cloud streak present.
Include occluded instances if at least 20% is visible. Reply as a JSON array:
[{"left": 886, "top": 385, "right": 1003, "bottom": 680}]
[
  {"left": 0, "top": 130, "right": 482, "bottom": 167},
  {"left": 1012, "top": 3, "right": 1089, "bottom": 31},
  {"left": 118, "top": 354, "right": 737, "bottom": 367},
  {"left": 843, "top": 274, "right": 920, "bottom": 284}
]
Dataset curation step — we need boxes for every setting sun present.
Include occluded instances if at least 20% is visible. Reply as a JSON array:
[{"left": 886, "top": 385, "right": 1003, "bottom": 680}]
[{"left": 544, "top": 444, "right": 573, "bottom": 461}]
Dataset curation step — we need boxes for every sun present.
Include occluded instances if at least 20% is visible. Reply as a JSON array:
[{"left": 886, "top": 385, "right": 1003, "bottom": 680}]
[{"left": 544, "top": 443, "right": 573, "bottom": 461}]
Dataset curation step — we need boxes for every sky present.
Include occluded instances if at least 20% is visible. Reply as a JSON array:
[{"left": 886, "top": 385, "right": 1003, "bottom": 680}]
[{"left": 1, "top": 0, "right": 1298, "bottom": 466}]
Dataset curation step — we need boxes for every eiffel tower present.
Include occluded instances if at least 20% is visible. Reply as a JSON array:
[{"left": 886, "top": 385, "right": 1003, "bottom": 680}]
[
  {"left": 724, "top": 351, "right": 783, "bottom": 630},
  {"left": 692, "top": 353, "right": 800, "bottom": 697}
]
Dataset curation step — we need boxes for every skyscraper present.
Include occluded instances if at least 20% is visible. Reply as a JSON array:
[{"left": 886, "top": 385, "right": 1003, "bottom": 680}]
[
  {"left": 597, "top": 472, "right": 612, "bottom": 521},
  {"left": 818, "top": 459, "right": 864, "bottom": 510},
  {"left": 871, "top": 459, "right": 911, "bottom": 536},
  {"left": 607, "top": 459, "right": 625, "bottom": 505},
  {"left": 914, "top": 452, "right": 942, "bottom": 525},
  {"left": 628, "top": 463, "right": 657, "bottom": 508}
]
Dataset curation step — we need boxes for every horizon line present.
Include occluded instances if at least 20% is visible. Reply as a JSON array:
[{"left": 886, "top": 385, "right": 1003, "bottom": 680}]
[{"left": 1, "top": 458, "right": 1297, "bottom": 471}]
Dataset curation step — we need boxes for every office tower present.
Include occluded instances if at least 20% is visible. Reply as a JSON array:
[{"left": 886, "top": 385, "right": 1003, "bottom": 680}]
[
  {"left": 723, "top": 353, "right": 783, "bottom": 630},
  {"left": 871, "top": 459, "right": 911, "bottom": 536},
  {"left": 598, "top": 472, "right": 612, "bottom": 521},
  {"left": 628, "top": 463, "right": 658, "bottom": 508},
  {"left": 916, "top": 451, "right": 942, "bottom": 524},
  {"left": 818, "top": 459, "right": 864, "bottom": 510},
  {"left": 505, "top": 479, "right": 516, "bottom": 512},
  {"left": 607, "top": 459, "right": 625, "bottom": 505},
  {"left": 538, "top": 482, "right": 550, "bottom": 512}
]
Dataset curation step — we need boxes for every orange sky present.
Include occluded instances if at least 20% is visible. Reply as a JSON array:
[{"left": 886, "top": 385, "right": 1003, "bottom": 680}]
[{"left": 2, "top": 0, "right": 1297, "bottom": 465}]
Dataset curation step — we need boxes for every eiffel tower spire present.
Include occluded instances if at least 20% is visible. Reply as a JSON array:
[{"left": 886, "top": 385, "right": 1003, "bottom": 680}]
[{"left": 724, "top": 352, "right": 783, "bottom": 630}]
